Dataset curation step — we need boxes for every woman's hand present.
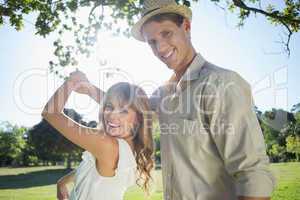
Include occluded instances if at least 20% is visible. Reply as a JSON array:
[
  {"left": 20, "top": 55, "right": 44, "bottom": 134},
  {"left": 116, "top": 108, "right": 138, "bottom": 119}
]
[
  {"left": 67, "top": 69, "right": 104, "bottom": 103},
  {"left": 68, "top": 70, "right": 92, "bottom": 95},
  {"left": 57, "top": 181, "right": 69, "bottom": 200}
]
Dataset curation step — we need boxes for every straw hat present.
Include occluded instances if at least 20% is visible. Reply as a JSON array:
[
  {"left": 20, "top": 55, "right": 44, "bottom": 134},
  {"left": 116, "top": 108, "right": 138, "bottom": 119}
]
[{"left": 131, "top": 0, "right": 192, "bottom": 41}]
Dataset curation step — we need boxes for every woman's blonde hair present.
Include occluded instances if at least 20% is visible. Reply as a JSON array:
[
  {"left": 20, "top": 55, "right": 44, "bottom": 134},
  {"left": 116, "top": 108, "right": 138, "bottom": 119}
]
[{"left": 100, "top": 82, "right": 154, "bottom": 193}]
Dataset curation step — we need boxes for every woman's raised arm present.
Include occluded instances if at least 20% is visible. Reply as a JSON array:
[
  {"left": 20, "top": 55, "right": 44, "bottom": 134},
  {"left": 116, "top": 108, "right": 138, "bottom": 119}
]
[{"left": 41, "top": 74, "right": 115, "bottom": 158}]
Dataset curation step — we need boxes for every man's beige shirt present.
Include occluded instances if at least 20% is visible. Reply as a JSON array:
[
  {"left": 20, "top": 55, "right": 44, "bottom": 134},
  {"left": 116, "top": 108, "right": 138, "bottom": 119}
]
[{"left": 150, "top": 53, "right": 276, "bottom": 200}]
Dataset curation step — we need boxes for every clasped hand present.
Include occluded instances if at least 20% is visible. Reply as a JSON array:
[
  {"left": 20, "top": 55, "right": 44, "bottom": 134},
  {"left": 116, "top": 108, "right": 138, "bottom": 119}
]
[{"left": 68, "top": 69, "right": 92, "bottom": 95}]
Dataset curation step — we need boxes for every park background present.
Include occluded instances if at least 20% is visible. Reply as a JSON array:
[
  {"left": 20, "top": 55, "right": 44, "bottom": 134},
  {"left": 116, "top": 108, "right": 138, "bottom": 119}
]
[{"left": 0, "top": 0, "right": 300, "bottom": 199}]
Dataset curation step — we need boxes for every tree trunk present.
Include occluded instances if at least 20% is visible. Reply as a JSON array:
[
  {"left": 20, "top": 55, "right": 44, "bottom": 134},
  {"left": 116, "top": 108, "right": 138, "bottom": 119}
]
[{"left": 67, "top": 154, "right": 72, "bottom": 169}]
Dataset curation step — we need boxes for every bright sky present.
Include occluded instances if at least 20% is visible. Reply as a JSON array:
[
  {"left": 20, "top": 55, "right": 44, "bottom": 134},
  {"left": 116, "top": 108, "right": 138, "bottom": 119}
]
[{"left": 0, "top": 1, "right": 299, "bottom": 127}]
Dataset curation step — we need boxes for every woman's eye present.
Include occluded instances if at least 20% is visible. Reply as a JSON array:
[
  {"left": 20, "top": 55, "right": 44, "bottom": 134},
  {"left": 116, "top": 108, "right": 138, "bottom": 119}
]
[{"left": 120, "top": 109, "right": 128, "bottom": 114}]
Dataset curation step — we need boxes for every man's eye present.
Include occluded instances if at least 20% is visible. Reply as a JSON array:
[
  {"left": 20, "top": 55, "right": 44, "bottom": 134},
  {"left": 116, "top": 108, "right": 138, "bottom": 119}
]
[
  {"left": 104, "top": 105, "right": 113, "bottom": 111},
  {"left": 162, "top": 31, "right": 172, "bottom": 38},
  {"left": 148, "top": 40, "right": 156, "bottom": 46}
]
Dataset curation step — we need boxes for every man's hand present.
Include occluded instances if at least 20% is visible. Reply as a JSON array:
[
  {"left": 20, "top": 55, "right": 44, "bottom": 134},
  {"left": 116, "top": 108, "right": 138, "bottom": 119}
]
[
  {"left": 239, "top": 196, "right": 270, "bottom": 200},
  {"left": 57, "top": 181, "right": 69, "bottom": 200}
]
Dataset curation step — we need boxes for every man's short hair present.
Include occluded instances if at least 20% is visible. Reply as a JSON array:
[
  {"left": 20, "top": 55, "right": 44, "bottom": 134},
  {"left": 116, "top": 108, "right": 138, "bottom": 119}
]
[{"left": 144, "top": 13, "right": 185, "bottom": 27}]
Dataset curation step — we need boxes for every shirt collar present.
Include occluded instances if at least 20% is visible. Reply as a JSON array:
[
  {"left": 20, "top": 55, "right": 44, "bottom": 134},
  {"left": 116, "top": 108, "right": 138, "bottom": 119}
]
[
  {"left": 180, "top": 53, "right": 206, "bottom": 82},
  {"left": 164, "top": 53, "right": 206, "bottom": 94},
  {"left": 175, "top": 53, "right": 206, "bottom": 92}
]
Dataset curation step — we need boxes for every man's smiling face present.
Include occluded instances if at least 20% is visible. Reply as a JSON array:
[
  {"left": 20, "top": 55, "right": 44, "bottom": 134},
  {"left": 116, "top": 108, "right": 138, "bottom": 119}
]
[{"left": 142, "top": 18, "right": 194, "bottom": 74}]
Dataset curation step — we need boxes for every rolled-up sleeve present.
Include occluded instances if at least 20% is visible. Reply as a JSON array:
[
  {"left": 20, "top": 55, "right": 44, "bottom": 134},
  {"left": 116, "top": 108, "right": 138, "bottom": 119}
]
[{"left": 209, "top": 72, "right": 276, "bottom": 197}]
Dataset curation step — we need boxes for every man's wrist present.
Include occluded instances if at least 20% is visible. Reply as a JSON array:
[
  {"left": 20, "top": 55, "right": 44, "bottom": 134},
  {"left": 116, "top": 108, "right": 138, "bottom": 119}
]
[
  {"left": 65, "top": 78, "right": 76, "bottom": 90},
  {"left": 57, "top": 180, "right": 64, "bottom": 186},
  {"left": 57, "top": 176, "right": 67, "bottom": 186},
  {"left": 89, "top": 84, "right": 101, "bottom": 99}
]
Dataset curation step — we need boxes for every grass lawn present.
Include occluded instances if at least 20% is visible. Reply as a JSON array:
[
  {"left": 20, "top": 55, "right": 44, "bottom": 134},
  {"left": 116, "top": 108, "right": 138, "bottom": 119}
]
[
  {"left": 269, "top": 162, "right": 300, "bottom": 200},
  {"left": 0, "top": 162, "right": 299, "bottom": 200}
]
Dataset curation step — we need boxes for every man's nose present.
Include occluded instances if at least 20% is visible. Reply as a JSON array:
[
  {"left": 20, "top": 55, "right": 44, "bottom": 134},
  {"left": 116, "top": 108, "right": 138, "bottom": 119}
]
[{"left": 156, "top": 40, "right": 169, "bottom": 55}]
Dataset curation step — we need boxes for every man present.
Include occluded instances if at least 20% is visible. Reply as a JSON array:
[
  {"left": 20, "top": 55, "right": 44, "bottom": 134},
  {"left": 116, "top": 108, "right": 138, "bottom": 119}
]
[{"left": 130, "top": 0, "right": 276, "bottom": 200}]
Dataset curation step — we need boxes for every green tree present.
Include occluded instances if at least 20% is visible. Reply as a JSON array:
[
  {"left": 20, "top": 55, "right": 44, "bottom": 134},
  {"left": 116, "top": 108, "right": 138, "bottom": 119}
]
[
  {"left": 269, "top": 143, "right": 286, "bottom": 162},
  {"left": 153, "top": 120, "right": 161, "bottom": 167},
  {"left": 260, "top": 108, "right": 297, "bottom": 162},
  {"left": 0, "top": 122, "right": 27, "bottom": 166},
  {"left": 1, "top": 0, "right": 299, "bottom": 77},
  {"left": 26, "top": 108, "right": 95, "bottom": 168},
  {"left": 286, "top": 135, "right": 300, "bottom": 161},
  {"left": 283, "top": 107, "right": 300, "bottom": 161},
  {"left": 261, "top": 121, "right": 286, "bottom": 162}
]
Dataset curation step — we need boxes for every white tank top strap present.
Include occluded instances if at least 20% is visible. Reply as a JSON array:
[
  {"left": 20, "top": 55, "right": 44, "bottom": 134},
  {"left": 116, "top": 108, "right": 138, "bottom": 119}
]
[{"left": 81, "top": 151, "right": 94, "bottom": 162}]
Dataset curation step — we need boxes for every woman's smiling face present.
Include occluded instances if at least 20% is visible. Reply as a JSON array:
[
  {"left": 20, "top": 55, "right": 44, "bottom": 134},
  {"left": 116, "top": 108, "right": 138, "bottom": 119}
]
[{"left": 102, "top": 99, "right": 138, "bottom": 138}]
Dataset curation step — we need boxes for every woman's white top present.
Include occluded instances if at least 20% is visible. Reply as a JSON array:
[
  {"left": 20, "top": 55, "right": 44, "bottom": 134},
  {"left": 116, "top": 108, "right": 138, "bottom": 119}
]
[{"left": 69, "top": 138, "right": 137, "bottom": 200}]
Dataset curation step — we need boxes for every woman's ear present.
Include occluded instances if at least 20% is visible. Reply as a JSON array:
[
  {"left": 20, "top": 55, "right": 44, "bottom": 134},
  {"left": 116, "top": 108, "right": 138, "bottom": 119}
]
[
  {"left": 131, "top": 113, "right": 142, "bottom": 138},
  {"left": 130, "top": 122, "right": 141, "bottom": 139}
]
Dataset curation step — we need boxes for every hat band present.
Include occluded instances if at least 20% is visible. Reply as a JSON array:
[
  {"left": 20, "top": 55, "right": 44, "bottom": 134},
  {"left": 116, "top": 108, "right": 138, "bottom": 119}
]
[{"left": 142, "top": 7, "right": 160, "bottom": 17}]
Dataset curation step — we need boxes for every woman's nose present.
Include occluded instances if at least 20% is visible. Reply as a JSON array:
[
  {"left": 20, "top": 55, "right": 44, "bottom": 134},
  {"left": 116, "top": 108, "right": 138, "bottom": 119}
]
[{"left": 106, "top": 110, "right": 121, "bottom": 120}]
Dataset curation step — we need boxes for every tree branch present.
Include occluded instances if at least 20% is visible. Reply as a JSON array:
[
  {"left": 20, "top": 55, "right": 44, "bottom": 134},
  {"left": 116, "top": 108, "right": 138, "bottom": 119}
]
[
  {"left": 88, "top": 0, "right": 113, "bottom": 18},
  {"left": 232, "top": 0, "right": 298, "bottom": 56},
  {"left": 232, "top": 0, "right": 300, "bottom": 24},
  {"left": 0, "top": 5, "right": 10, "bottom": 16},
  {"left": 281, "top": 22, "right": 292, "bottom": 56}
]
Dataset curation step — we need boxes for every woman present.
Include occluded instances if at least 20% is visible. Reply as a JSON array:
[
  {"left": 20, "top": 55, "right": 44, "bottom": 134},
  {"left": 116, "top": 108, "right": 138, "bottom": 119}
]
[{"left": 42, "top": 70, "right": 154, "bottom": 200}]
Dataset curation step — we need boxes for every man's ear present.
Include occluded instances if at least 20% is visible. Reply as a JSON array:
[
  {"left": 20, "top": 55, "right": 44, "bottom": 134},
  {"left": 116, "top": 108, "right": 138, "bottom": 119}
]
[
  {"left": 182, "top": 18, "right": 191, "bottom": 32},
  {"left": 182, "top": 18, "right": 191, "bottom": 40}
]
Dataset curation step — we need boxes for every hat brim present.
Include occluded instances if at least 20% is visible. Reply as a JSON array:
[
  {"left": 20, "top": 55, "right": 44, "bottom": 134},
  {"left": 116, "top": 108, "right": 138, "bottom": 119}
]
[{"left": 131, "top": 4, "right": 192, "bottom": 42}]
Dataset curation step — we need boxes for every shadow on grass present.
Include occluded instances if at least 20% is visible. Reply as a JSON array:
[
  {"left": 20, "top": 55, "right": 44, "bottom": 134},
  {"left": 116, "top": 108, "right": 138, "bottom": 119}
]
[{"left": 0, "top": 168, "right": 72, "bottom": 189}]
